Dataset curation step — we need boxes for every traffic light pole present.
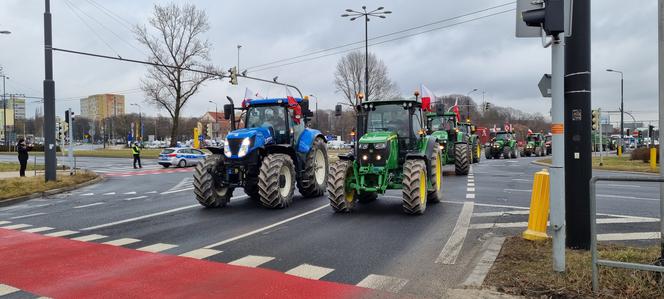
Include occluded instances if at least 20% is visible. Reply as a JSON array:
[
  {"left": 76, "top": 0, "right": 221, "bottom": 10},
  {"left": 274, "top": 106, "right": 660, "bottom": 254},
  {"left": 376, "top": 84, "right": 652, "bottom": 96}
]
[
  {"left": 550, "top": 32, "right": 566, "bottom": 272},
  {"left": 43, "top": 0, "right": 57, "bottom": 181},
  {"left": 67, "top": 109, "right": 74, "bottom": 175},
  {"left": 658, "top": 0, "right": 664, "bottom": 264},
  {"left": 599, "top": 108, "right": 604, "bottom": 166}
]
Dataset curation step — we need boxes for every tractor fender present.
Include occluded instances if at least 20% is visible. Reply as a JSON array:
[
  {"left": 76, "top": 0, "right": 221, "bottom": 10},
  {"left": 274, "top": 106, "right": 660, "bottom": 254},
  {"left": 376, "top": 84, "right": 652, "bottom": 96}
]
[
  {"left": 405, "top": 137, "right": 438, "bottom": 170},
  {"left": 297, "top": 128, "right": 326, "bottom": 154},
  {"left": 206, "top": 146, "right": 223, "bottom": 155}
]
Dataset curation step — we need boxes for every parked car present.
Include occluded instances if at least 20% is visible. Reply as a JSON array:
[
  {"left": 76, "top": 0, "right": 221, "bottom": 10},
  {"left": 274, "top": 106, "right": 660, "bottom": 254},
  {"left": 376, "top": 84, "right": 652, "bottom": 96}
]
[{"left": 158, "top": 147, "right": 208, "bottom": 168}]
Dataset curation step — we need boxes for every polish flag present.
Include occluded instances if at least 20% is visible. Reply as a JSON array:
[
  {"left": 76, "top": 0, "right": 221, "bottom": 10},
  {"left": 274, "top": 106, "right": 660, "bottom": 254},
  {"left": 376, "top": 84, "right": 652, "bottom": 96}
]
[
  {"left": 420, "top": 84, "right": 435, "bottom": 112},
  {"left": 241, "top": 88, "right": 257, "bottom": 108},
  {"left": 452, "top": 98, "right": 461, "bottom": 122},
  {"left": 527, "top": 129, "right": 533, "bottom": 135},
  {"left": 284, "top": 86, "right": 302, "bottom": 124}
]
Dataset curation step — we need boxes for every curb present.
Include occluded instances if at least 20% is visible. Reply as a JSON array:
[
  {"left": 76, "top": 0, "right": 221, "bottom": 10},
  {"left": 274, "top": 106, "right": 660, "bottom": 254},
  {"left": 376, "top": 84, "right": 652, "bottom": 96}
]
[
  {"left": 530, "top": 160, "right": 659, "bottom": 175},
  {"left": 0, "top": 172, "right": 103, "bottom": 207},
  {"left": 462, "top": 236, "right": 506, "bottom": 288}
]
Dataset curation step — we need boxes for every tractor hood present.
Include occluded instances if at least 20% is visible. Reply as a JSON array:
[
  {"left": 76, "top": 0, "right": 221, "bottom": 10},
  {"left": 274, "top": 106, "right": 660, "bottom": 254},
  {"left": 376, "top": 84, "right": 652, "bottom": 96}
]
[
  {"left": 224, "top": 127, "right": 272, "bottom": 158},
  {"left": 227, "top": 127, "right": 271, "bottom": 143},
  {"left": 360, "top": 131, "right": 397, "bottom": 143},
  {"left": 492, "top": 139, "right": 506, "bottom": 147},
  {"left": 431, "top": 130, "right": 448, "bottom": 142}
]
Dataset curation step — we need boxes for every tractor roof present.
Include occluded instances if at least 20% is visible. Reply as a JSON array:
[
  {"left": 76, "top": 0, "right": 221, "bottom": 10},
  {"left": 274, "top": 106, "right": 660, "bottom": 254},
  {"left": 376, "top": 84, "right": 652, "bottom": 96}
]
[
  {"left": 362, "top": 99, "right": 421, "bottom": 107},
  {"left": 245, "top": 97, "right": 305, "bottom": 106}
]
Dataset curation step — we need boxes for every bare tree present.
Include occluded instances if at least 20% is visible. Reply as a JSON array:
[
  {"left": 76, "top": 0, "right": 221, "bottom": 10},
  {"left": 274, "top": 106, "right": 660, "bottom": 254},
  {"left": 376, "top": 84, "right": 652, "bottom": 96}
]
[
  {"left": 334, "top": 51, "right": 399, "bottom": 109},
  {"left": 134, "top": 3, "right": 218, "bottom": 146}
]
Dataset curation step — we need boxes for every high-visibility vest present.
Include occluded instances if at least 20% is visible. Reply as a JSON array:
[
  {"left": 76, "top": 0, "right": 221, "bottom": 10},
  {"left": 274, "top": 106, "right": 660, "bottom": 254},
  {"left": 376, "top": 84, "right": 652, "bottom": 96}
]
[{"left": 132, "top": 146, "right": 140, "bottom": 155}]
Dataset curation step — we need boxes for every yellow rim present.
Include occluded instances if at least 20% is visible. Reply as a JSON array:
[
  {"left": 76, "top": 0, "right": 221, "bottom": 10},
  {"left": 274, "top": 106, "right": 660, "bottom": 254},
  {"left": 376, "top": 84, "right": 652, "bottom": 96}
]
[
  {"left": 435, "top": 154, "right": 441, "bottom": 191},
  {"left": 477, "top": 144, "right": 481, "bottom": 158},
  {"left": 419, "top": 170, "right": 426, "bottom": 205},
  {"left": 344, "top": 189, "right": 355, "bottom": 203}
]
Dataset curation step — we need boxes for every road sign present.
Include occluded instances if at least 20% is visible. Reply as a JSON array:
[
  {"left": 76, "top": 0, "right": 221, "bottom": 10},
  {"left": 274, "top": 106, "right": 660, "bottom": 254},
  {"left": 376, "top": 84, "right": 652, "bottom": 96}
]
[{"left": 538, "top": 74, "right": 552, "bottom": 97}]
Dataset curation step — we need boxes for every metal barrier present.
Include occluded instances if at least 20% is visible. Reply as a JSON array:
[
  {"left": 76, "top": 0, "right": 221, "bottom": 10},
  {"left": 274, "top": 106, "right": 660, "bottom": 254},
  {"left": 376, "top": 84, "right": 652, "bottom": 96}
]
[{"left": 590, "top": 175, "right": 664, "bottom": 292}]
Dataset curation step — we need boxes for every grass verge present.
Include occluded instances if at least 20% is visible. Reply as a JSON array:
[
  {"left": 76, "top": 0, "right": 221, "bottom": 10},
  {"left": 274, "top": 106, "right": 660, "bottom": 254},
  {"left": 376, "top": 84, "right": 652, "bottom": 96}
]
[
  {"left": 0, "top": 162, "right": 44, "bottom": 172},
  {"left": 484, "top": 237, "right": 664, "bottom": 298},
  {"left": 0, "top": 171, "right": 98, "bottom": 201},
  {"left": 536, "top": 156, "right": 659, "bottom": 173}
]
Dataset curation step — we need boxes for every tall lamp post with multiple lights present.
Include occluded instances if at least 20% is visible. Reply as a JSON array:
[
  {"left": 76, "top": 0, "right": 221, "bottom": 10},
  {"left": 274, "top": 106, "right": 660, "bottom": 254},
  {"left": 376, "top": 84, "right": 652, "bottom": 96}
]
[
  {"left": 607, "top": 69, "right": 624, "bottom": 155},
  {"left": 466, "top": 88, "right": 479, "bottom": 121}
]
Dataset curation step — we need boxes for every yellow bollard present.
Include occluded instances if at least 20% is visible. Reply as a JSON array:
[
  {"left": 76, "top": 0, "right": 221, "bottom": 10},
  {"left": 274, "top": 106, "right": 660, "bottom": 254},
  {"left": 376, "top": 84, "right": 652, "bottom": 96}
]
[
  {"left": 650, "top": 147, "right": 657, "bottom": 170},
  {"left": 523, "top": 169, "right": 550, "bottom": 241},
  {"left": 617, "top": 146, "right": 622, "bottom": 157}
]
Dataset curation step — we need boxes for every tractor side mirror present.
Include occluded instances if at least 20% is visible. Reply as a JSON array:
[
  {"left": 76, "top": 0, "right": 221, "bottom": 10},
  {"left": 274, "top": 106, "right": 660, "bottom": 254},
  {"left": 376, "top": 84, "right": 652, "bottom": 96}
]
[
  {"left": 335, "top": 104, "right": 342, "bottom": 116},
  {"left": 223, "top": 104, "right": 234, "bottom": 120}
]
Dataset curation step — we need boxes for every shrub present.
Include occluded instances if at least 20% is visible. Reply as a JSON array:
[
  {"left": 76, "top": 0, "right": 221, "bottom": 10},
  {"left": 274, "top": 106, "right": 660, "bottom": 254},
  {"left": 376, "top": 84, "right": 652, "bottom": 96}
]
[{"left": 630, "top": 146, "right": 659, "bottom": 163}]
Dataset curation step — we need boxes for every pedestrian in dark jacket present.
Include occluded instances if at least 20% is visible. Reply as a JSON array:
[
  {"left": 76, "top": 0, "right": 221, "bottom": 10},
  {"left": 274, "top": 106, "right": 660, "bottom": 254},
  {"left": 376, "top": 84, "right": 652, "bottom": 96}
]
[
  {"left": 17, "top": 138, "right": 29, "bottom": 177},
  {"left": 132, "top": 142, "right": 142, "bottom": 169}
]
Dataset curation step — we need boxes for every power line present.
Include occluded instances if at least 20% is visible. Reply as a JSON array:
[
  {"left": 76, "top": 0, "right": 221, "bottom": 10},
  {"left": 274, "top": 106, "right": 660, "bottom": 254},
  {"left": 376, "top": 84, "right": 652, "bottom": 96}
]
[
  {"left": 62, "top": 0, "right": 120, "bottom": 57},
  {"left": 86, "top": 0, "right": 135, "bottom": 30},
  {"left": 246, "top": 2, "right": 515, "bottom": 71},
  {"left": 250, "top": 8, "right": 514, "bottom": 73}
]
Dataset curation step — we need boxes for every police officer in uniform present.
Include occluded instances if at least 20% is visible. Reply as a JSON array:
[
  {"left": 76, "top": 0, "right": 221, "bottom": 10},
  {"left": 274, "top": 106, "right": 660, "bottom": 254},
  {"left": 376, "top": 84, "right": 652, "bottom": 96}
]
[{"left": 132, "top": 142, "right": 142, "bottom": 169}]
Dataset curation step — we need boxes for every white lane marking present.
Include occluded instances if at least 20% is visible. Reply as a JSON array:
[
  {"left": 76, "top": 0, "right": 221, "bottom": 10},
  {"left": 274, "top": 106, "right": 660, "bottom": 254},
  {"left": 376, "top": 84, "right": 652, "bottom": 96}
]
[
  {"left": 44, "top": 230, "right": 78, "bottom": 237},
  {"left": 601, "top": 184, "right": 643, "bottom": 188},
  {"left": 473, "top": 210, "right": 530, "bottom": 217},
  {"left": 81, "top": 193, "right": 94, "bottom": 196},
  {"left": 103, "top": 192, "right": 116, "bottom": 195},
  {"left": 286, "top": 264, "right": 335, "bottom": 280},
  {"left": 11, "top": 212, "right": 47, "bottom": 219},
  {"left": 137, "top": 243, "right": 178, "bottom": 253},
  {"left": 160, "top": 187, "right": 194, "bottom": 195},
  {"left": 512, "top": 178, "right": 531, "bottom": 182},
  {"left": 463, "top": 237, "right": 506, "bottom": 287},
  {"left": 145, "top": 191, "right": 158, "bottom": 194},
  {"left": 468, "top": 179, "right": 475, "bottom": 183},
  {"left": 598, "top": 232, "right": 660, "bottom": 241},
  {"left": 123, "top": 195, "right": 148, "bottom": 201},
  {"left": 598, "top": 194, "right": 658, "bottom": 201},
  {"left": 436, "top": 202, "right": 474, "bottom": 264},
  {"left": 23, "top": 226, "right": 54, "bottom": 233},
  {"left": 467, "top": 183, "right": 475, "bottom": 187},
  {"left": 203, "top": 204, "right": 329, "bottom": 249},
  {"left": 166, "top": 178, "right": 194, "bottom": 193},
  {"left": 503, "top": 188, "right": 531, "bottom": 192},
  {"left": 73, "top": 202, "right": 104, "bottom": 209},
  {"left": 0, "top": 221, "right": 11, "bottom": 225},
  {"left": 103, "top": 238, "right": 141, "bottom": 246},
  {"left": 466, "top": 194, "right": 475, "bottom": 199},
  {"left": 0, "top": 224, "right": 32, "bottom": 230},
  {"left": 467, "top": 187, "right": 475, "bottom": 192},
  {"left": 0, "top": 204, "right": 27, "bottom": 211},
  {"left": 356, "top": 274, "right": 409, "bottom": 293},
  {"left": 228, "top": 255, "right": 274, "bottom": 267},
  {"left": 179, "top": 249, "right": 222, "bottom": 259},
  {"left": 123, "top": 191, "right": 137, "bottom": 195},
  {"left": 0, "top": 284, "right": 19, "bottom": 296},
  {"left": 81, "top": 204, "right": 202, "bottom": 231},
  {"left": 71, "top": 234, "right": 107, "bottom": 242}
]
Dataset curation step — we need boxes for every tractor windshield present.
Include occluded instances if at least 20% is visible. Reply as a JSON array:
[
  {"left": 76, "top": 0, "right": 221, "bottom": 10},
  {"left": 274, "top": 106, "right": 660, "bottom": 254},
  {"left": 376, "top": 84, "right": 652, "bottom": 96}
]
[
  {"left": 496, "top": 133, "right": 512, "bottom": 141},
  {"left": 246, "top": 105, "right": 288, "bottom": 142},
  {"left": 527, "top": 135, "right": 540, "bottom": 142},
  {"left": 429, "top": 115, "right": 455, "bottom": 131},
  {"left": 367, "top": 104, "right": 412, "bottom": 137}
]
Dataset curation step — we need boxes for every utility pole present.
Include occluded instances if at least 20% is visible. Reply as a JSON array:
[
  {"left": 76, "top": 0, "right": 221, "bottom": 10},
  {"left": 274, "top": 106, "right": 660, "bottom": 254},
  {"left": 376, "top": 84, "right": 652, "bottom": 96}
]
[
  {"left": 67, "top": 108, "right": 74, "bottom": 175},
  {"left": 564, "top": 0, "right": 591, "bottom": 250},
  {"left": 1, "top": 71, "right": 8, "bottom": 149},
  {"left": 658, "top": 0, "right": 664, "bottom": 264},
  {"left": 43, "top": 0, "right": 57, "bottom": 181}
]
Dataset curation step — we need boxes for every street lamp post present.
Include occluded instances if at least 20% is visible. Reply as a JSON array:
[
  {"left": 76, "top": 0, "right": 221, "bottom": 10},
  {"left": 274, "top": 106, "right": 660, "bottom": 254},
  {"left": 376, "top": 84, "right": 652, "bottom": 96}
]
[
  {"left": 0, "top": 71, "right": 9, "bottom": 149},
  {"left": 209, "top": 100, "right": 218, "bottom": 139},
  {"left": 466, "top": 88, "right": 478, "bottom": 121},
  {"left": 130, "top": 103, "right": 142, "bottom": 142},
  {"left": 237, "top": 45, "right": 242, "bottom": 72},
  {"left": 607, "top": 69, "right": 624, "bottom": 155},
  {"left": 0, "top": 31, "right": 10, "bottom": 35}
]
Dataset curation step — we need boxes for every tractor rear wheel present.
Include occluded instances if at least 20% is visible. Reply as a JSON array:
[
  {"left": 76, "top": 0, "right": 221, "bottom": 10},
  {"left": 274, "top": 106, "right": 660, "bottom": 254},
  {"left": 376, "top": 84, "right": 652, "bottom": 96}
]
[
  {"left": 485, "top": 146, "right": 491, "bottom": 159},
  {"left": 327, "top": 160, "right": 356, "bottom": 212},
  {"left": 454, "top": 143, "right": 470, "bottom": 175},
  {"left": 258, "top": 154, "right": 295, "bottom": 208},
  {"left": 503, "top": 147, "right": 510, "bottom": 159},
  {"left": 511, "top": 148, "right": 518, "bottom": 159},
  {"left": 402, "top": 159, "right": 428, "bottom": 215},
  {"left": 428, "top": 145, "right": 443, "bottom": 203},
  {"left": 297, "top": 138, "right": 329, "bottom": 198},
  {"left": 193, "top": 155, "right": 233, "bottom": 208}
]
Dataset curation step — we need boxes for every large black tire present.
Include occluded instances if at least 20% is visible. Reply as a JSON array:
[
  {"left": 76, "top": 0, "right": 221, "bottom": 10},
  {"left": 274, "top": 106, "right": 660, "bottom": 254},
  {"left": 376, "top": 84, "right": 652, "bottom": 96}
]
[
  {"left": 511, "top": 147, "right": 517, "bottom": 159},
  {"left": 297, "top": 138, "right": 329, "bottom": 198},
  {"left": 402, "top": 159, "right": 428, "bottom": 215},
  {"left": 428, "top": 145, "right": 443, "bottom": 203},
  {"left": 503, "top": 147, "right": 510, "bottom": 159},
  {"left": 258, "top": 154, "right": 296, "bottom": 209},
  {"left": 244, "top": 182, "right": 260, "bottom": 201},
  {"left": 193, "top": 155, "right": 233, "bottom": 208},
  {"left": 485, "top": 146, "right": 491, "bottom": 159},
  {"left": 327, "top": 160, "right": 356, "bottom": 212},
  {"left": 454, "top": 143, "right": 470, "bottom": 175}
]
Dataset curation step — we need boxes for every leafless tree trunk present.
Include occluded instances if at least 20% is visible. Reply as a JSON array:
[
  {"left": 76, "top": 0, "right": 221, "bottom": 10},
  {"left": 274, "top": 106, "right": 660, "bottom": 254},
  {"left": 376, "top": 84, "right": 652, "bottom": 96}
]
[
  {"left": 134, "top": 3, "right": 218, "bottom": 146},
  {"left": 334, "top": 51, "right": 399, "bottom": 109}
]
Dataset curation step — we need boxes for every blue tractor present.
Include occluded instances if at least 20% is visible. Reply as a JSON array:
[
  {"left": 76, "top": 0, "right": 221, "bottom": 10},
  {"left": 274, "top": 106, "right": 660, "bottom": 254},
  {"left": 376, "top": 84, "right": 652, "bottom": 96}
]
[{"left": 193, "top": 96, "right": 328, "bottom": 209}]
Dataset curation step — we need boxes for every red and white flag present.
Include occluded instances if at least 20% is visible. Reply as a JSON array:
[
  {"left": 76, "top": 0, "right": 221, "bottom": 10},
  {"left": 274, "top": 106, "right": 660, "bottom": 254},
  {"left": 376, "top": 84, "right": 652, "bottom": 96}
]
[
  {"left": 420, "top": 84, "right": 435, "bottom": 112},
  {"left": 241, "top": 88, "right": 258, "bottom": 108},
  {"left": 284, "top": 86, "right": 302, "bottom": 124},
  {"left": 527, "top": 129, "right": 533, "bottom": 135},
  {"left": 452, "top": 98, "right": 461, "bottom": 122}
]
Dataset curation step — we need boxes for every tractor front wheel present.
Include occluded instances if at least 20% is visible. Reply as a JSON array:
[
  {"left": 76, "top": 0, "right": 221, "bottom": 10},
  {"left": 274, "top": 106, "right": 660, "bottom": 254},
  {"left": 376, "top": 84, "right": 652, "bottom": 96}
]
[
  {"left": 485, "top": 146, "right": 491, "bottom": 159},
  {"left": 193, "top": 155, "right": 233, "bottom": 208},
  {"left": 327, "top": 160, "right": 356, "bottom": 212},
  {"left": 428, "top": 145, "right": 443, "bottom": 203},
  {"left": 297, "top": 138, "right": 329, "bottom": 198},
  {"left": 258, "top": 154, "right": 296, "bottom": 208},
  {"left": 454, "top": 143, "right": 470, "bottom": 175},
  {"left": 503, "top": 147, "right": 511, "bottom": 159},
  {"left": 402, "top": 159, "right": 428, "bottom": 215}
]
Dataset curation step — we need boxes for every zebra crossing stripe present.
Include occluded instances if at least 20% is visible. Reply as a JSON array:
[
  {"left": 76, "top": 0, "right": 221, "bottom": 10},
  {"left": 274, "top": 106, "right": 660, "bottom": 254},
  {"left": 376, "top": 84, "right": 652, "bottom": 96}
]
[
  {"left": 137, "top": 243, "right": 178, "bottom": 253},
  {"left": 103, "top": 238, "right": 141, "bottom": 246},
  {"left": 356, "top": 274, "right": 408, "bottom": 293},
  {"left": 0, "top": 284, "right": 19, "bottom": 296},
  {"left": 228, "top": 255, "right": 275, "bottom": 268},
  {"left": 178, "top": 249, "right": 222, "bottom": 259},
  {"left": 285, "top": 264, "right": 334, "bottom": 280}
]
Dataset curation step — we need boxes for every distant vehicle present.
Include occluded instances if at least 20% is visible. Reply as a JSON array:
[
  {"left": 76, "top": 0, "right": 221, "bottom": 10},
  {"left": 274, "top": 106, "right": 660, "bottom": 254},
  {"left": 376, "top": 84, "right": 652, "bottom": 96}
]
[
  {"left": 158, "top": 147, "right": 208, "bottom": 168},
  {"left": 327, "top": 140, "right": 345, "bottom": 149}
]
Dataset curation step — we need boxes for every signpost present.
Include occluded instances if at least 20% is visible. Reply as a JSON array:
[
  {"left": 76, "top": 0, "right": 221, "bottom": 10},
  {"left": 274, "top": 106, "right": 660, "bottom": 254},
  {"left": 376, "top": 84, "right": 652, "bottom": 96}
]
[{"left": 538, "top": 74, "right": 552, "bottom": 97}]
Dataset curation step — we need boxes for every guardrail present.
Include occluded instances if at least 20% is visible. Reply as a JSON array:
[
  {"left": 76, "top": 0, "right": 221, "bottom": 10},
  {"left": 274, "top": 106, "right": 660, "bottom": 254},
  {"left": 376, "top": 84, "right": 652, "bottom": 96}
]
[{"left": 590, "top": 175, "right": 664, "bottom": 292}]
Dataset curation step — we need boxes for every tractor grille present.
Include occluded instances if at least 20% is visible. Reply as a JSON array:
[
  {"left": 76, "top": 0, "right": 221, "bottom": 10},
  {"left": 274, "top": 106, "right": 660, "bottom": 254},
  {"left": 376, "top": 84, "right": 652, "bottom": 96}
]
[
  {"left": 358, "top": 143, "right": 388, "bottom": 167},
  {"left": 226, "top": 138, "right": 243, "bottom": 155}
]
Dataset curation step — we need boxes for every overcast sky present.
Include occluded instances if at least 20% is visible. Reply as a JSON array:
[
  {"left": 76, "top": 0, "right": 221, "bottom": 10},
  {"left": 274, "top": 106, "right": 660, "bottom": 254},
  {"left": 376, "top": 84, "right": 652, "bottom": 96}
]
[{"left": 0, "top": 0, "right": 659, "bottom": 125}]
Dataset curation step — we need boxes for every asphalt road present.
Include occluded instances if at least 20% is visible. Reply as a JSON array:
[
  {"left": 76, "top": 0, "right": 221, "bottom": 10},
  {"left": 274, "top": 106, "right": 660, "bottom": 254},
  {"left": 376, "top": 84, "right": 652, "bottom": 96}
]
[{"left": 0, "top": 152, "right": 661, "bottom": 297}]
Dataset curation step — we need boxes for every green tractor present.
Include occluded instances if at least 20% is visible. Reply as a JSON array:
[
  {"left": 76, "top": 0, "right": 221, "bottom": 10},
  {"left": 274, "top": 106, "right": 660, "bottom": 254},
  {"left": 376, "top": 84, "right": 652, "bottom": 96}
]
[
  {"left": 521, "top": 132, "right": 546, "bottom": 157},
  {"left": 426, "top": 111, "right": 471, "bottom": 175},
  {"left": 459, "top": 122, "right": 481, "bottom": 164},
  {"left": 485, "top": 131, "right": 518, "bottom": 159},
  {"left": 327, "top": 99, "right": 443, "bottom": 215}
]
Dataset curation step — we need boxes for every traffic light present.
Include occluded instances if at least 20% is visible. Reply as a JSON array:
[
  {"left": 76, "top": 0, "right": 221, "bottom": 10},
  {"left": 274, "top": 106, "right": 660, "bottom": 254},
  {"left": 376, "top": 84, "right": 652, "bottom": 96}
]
[
  {"left": 591, "top": 109, "right": 599, "bottom": 131},
  {"left": 65, "top": 110, "right": 69, "bottom": 123},
  {"left": 521, "top": 0, "right": 564, "bottom": 36},
  {"left": 206, "top": 123, "right": 213, "bottom": 137},
  {"left": 483, "top": 102, "right": 491, "bottom": 112},
  {"left": 229, "top": 66, "right": 238, "bottom": 85},
  {"left": 626, "top": 128, "right": 630, "bottom": 137}
]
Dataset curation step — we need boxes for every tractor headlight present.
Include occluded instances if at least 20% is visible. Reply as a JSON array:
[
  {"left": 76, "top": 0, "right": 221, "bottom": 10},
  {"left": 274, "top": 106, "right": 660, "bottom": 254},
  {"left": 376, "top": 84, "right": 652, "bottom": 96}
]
[
  {"left": 439, "top": 144, "right": 445, "bottom": 150},
  {"left": 374, "top": 142, "right": 387, "bottom": 150},
  {"left": 376, "top": 155, "right": 382, "bottom": 161},
  {"left": 237, "top": 137, "right": 251, "bottom": 158},
  {"left": 359, "top": 143, "right": 369, "bottom": 150},
  {"left": 362, "top": 155, "right": 369, "bottom": 161},
  {"left": 526, "top": 144, "right": 533, "bottom": 148},
  {"left": 224, "top": 139, "right": 232, "bottom": 157}
]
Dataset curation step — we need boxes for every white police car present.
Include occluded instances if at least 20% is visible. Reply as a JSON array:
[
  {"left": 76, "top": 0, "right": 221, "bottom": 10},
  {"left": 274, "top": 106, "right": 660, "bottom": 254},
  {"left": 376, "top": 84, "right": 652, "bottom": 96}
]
[{"left": 158, "top": 147, "right": 207, "bottom": 168}]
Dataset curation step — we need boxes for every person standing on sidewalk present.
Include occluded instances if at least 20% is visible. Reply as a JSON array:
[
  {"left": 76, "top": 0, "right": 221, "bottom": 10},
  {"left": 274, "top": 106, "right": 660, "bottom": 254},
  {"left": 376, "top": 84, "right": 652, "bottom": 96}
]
[
  {"left": 132, "top": 142, "right": 142, "bottom": 169},
  {"left": 17, "top": 138, "right": 29, "bottom": 177}
]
